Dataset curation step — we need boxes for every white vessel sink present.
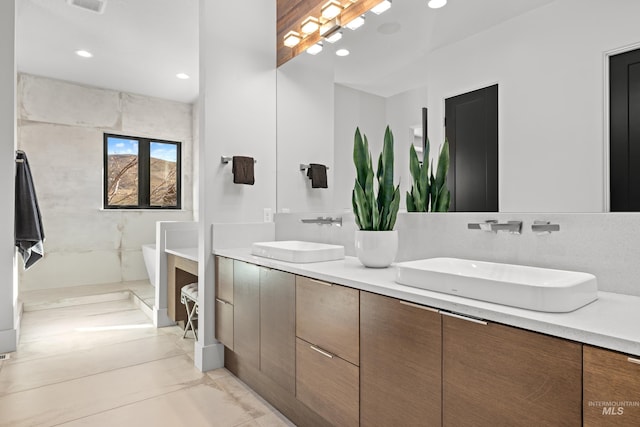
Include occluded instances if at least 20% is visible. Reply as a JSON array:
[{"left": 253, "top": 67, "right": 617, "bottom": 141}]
[
  {"left": 395, "top": 258, "right": 598, "bottom": 312},
  {"left": 251, "top": 240, "right": 345, "bottom": 263}
]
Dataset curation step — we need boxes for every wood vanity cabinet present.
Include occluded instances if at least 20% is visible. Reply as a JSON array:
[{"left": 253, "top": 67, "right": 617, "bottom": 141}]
[
  {"left": 360, "top": 291, "right": 442, "bottom": 426},
  {"left": 583, "top": 345, "right": 640, "bottom": 426},
  {"left": 233, "top": 260, "right": 260, "bottom": 368},
  {"left": 443, "top": 314, "right": 582, "bottom": 427},
  {"left": 295, "top": 276, "right": 360, "bottom": 426},
  {"left": 214, "top": 256, "right": 233, "bottom": 350},
  {"left": 259, "top": 267, "right": 295, "bottom": 394}
]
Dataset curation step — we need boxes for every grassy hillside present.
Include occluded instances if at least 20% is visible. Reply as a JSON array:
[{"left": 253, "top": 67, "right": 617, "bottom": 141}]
[{"left": 107, "top": 155, "right": 177, "bottom": 206}]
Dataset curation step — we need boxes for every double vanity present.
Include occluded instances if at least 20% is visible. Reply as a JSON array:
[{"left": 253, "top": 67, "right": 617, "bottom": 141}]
[{"left": 212, "top": 241, "right": 640, "bottom": 426}]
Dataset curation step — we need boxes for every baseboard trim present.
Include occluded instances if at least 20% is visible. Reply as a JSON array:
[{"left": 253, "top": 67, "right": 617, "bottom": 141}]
[
  {"left": 194, "top": 341, "right": 224, "bottom": 372},
  {"left": 0, "top": 328, "right": 17, "bottom": 354}
]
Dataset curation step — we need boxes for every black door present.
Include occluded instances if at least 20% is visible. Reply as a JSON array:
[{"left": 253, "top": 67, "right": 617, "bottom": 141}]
[
  {"left": 445, "top": 84, "right": 498, "bottom": 212},
  {"left": 610, "top": 48, "right": 640, "bottom": 211}
]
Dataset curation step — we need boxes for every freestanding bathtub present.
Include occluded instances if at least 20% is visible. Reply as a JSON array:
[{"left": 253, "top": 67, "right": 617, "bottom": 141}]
[{"left": 142, "top": 243, "right": 156, "bottom": 287}]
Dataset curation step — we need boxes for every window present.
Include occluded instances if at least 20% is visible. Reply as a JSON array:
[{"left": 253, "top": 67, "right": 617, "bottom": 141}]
[{"left": 103, "top": 134, "right": 181, "bottom": 209}]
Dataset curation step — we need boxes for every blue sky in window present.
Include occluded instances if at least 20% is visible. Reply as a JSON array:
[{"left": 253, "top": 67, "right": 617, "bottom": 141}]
[
  {"left": 150, "top": 142, "right": 177, "bottom": 163},
  {"left": 108, "top": 137, "right": 138, "bottom": 155}
]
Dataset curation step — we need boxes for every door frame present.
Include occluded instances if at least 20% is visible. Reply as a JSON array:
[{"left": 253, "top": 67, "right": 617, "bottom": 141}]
[
  {"left": 441, "top": 81, "right": 500, "bottom": 211},
  {"left": 603, "top": 41, "right": 640, "bottom": 212}
]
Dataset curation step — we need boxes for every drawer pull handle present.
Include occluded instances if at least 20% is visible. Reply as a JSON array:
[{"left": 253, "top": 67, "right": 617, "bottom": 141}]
[
  {"left": 308, "top": 278, "right": 333, "bottom": 287},
  {"left": 399, "top": 300, "right": 439, "bottom": 313},
  {"left": 441, "top": 311, "right": 488, "bottom": 325},
  {"left": 215, "top": 298, "right": 230, "bottom": 305},
  {"left": 628, "top": 357, "right": 640, "bottom": 365},
  {"left": 310, "top": 345, "right": 334, "bottom": 359}
]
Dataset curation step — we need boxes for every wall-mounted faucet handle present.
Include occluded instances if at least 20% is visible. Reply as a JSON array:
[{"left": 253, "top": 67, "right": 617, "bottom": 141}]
[
  {"left": 532, "top": 220, "right": 560, "bottom": 234},
  {"left": 490, "top": 220, "right": 523, "bottom": 234},
  {"left": 468, "top": 220, "right": 497, "bottom": 232}
]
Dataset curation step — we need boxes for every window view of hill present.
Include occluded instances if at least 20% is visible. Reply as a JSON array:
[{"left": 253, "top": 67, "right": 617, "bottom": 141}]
[{"left": 107, "top": 154, "right": 177, "bottom": 206}]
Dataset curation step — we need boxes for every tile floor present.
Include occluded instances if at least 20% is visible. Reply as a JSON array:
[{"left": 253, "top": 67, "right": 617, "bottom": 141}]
[{"left": 0, "top": 284, "right": 294, "bottom": 427}]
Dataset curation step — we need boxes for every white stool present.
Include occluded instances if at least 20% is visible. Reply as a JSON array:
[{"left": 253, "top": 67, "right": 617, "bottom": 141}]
[{"left": 180, "top": 282, "right": 198, "bottom": 339}]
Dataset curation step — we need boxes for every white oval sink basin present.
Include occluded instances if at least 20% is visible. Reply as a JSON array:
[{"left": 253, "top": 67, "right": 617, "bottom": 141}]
[
  {"left": 395, "top": 258, "right": 598, "bottom": 312},
  {"left": 251, "top": 240, "right": 345, "bottom": 263}
]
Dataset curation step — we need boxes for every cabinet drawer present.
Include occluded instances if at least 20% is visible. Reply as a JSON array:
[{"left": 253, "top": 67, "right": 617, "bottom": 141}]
[
  {"left": 296, "top": 276, "right": 359, "bottom": 365},
  {"left": 584, "top": 345, "right": 640, "bottom": 425},
  {"left": 215, "top": 298, "right": 233, "bottom": 350},
  {"left": 296, "top": 338, "right": 359, "bottom": 427},
  {"left": 361, "top": 292, "right": 442, "bottom": 426},
  {"left": 443, "top": 315, "right": 582, "bottom": 426},
  {"left": 215, "top": 256, "right": 233, "bottom": 304}
]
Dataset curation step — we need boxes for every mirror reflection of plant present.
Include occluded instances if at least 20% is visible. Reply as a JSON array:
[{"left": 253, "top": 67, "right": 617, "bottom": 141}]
[
  {"left": 406, "top": 138, "right": 451, "bottom": 212},
  {"left": 352, "top": 126, "right": 401, "bottom": 231}
]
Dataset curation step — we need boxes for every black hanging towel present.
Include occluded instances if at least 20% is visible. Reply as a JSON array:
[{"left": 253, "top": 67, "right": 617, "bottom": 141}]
[
  {"left": 307, "top": 163, "right": 328, "bottom": 188},
  {"left": 232, "top": 156, "right": 255, "bottom": 185},
  {"left": 15, "top": 151, "right": 45, "bottom": 269}
]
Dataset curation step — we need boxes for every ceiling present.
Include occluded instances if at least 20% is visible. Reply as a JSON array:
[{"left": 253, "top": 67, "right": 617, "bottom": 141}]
[
  {"left": 15, "top": 0, "right": 555, "bottom": 103},
  {"left": 16, "top": 0, "right": 199, "bottom": 103}
]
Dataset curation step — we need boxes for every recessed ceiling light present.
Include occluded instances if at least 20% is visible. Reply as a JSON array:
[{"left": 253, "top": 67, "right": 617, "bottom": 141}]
[
  {"left": 371, "top": 0, "right": 392, "bottom": 15},
  {"left": 336, "top": 48, "right": 350, "bottom": 57},
  {"left": 325, "top": 30, "right": 343, "bottom": 44},
  {"left": 75, "top": 50, "right": 93, "bottom": 58},
  {"left": 345, "top": 15, "right": 365, "bottom": 30},
  {"left": 428, "top": 0, "right": 447, "bottom": 9},
  {"left": 306, "top": 42, "right": 323, "bottom": 55},
  {"left": 176, "top": 73, "right": 190, "bottom": 80},
  {"left": 301, "top": 16, "right": 320, "bottom": 34}
]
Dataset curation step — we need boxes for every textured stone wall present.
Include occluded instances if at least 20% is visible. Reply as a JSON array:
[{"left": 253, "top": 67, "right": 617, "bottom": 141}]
[{"left": 17, "top": 73, "right": 195, "bottom": 291}]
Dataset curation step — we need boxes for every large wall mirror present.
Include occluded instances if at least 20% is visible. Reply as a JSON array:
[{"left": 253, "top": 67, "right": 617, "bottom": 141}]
[{"left": 276, "top": 0, "right": 640, "bottom": 213}]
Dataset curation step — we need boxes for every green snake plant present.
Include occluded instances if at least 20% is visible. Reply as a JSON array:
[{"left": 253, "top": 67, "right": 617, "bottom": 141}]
[
  {"left": 352, "top": 126, "right": 401, "bottom": 231},
  {"left": 406, "top": 138, "right": 451, "bottom": 212}
]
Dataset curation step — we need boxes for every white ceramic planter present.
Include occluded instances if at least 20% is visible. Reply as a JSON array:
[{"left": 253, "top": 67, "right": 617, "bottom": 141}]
[{"left": 355, "top": 230, "right": 398, "bottom": 268}]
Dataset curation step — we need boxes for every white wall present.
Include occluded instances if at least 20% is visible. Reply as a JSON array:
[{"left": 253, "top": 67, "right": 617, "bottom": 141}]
[
  {"left": 197, "top": 0, "right": 276, "bottom": 371},
  {"left": 386, "top": 85, "right": 430, "bottom": 211},
  {"left": 17, "top": 74, "right": 194, "bottom": 291},
  {"left": 333, "top": 84, "right": 386, "bottom": 211},
  {"left": 0, "top": 0, "right": 17, "bottom": 354},
  {"left": 425, "top": 0, "right": 640, "bottom": 212},
  {"left": 277, "top": 54, "right": 335, "bottom": 212}
]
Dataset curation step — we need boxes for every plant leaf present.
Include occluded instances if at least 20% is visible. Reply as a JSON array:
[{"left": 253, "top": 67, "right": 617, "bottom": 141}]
[
  {"left": 435, "top": 187, "right": 451, "bottom": 212},
  {"left": 353, "top": 179, "right": 371, "bottom": 230},
  {"left": 353, "top": 128, "right": 369, "bottom": 190},
  {"left": 385, "top": 185, "right": 401, "bottom": 230},
  {"left": 406, "top": 190, "right": 416, "bottom": 212},
  {"left": 435, "top": 138, "right": 450, "bottom": 190}
]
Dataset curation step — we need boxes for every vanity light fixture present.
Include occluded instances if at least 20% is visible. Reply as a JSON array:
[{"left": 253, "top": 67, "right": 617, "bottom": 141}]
[
  {"left": 428, "top": 0, "right": 447, "bottom": 9},
  {"left": 321, "top": 0, "right": 343, "bottom": 20},
  {"left": 283, "top": 30, "right": 302, "bottom": 47},
  {"left": 306, "top": 42, "right": 323, "bottom": 55},
  {"left": 75, "top": 49, "right": 93, "bottom": 58},
  {"left": 301, "top": 16, "right": 321, "bottom": 34},
  {"left": 371, "top": 0, "right": 392, "bottom": 15},
  {"left": 176, "top": 73, "right": 190, "bottom": 80},
  {"left": 325, "top": 30, "right": 343, "bottom": 43},
  {"left": 320, "top": 16, "right": 341, "bottom": 37},
  {"left": 336, "top": 48, "right": 350, "bottom": 56},
  {"left": 345, "top": 15, "right": 365, "bottom": 30}
]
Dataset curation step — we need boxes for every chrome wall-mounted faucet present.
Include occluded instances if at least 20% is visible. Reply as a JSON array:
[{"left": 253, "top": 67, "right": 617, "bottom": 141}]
[
  {"left": 301, "top": 216, "right": 342, "bottom": 227},
  {"left": 531, "top": 220, "right": 560, "bottom": 234},
  {"left": 468, "top": 220, "right": 522, "bottom": 234}
]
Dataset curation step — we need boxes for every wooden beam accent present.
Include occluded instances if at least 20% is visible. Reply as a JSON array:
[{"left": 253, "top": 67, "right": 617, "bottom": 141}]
[{"left": 277, "top": 0, "right": 382, "bottom": 67}]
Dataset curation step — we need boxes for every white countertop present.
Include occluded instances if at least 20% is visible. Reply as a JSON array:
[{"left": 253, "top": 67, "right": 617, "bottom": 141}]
[
  {"left": 165, "top": 247, "right": 198, "bottom": 262},
  {"left": 215, "top": 248, "right": 640, "bottom": 357}
]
